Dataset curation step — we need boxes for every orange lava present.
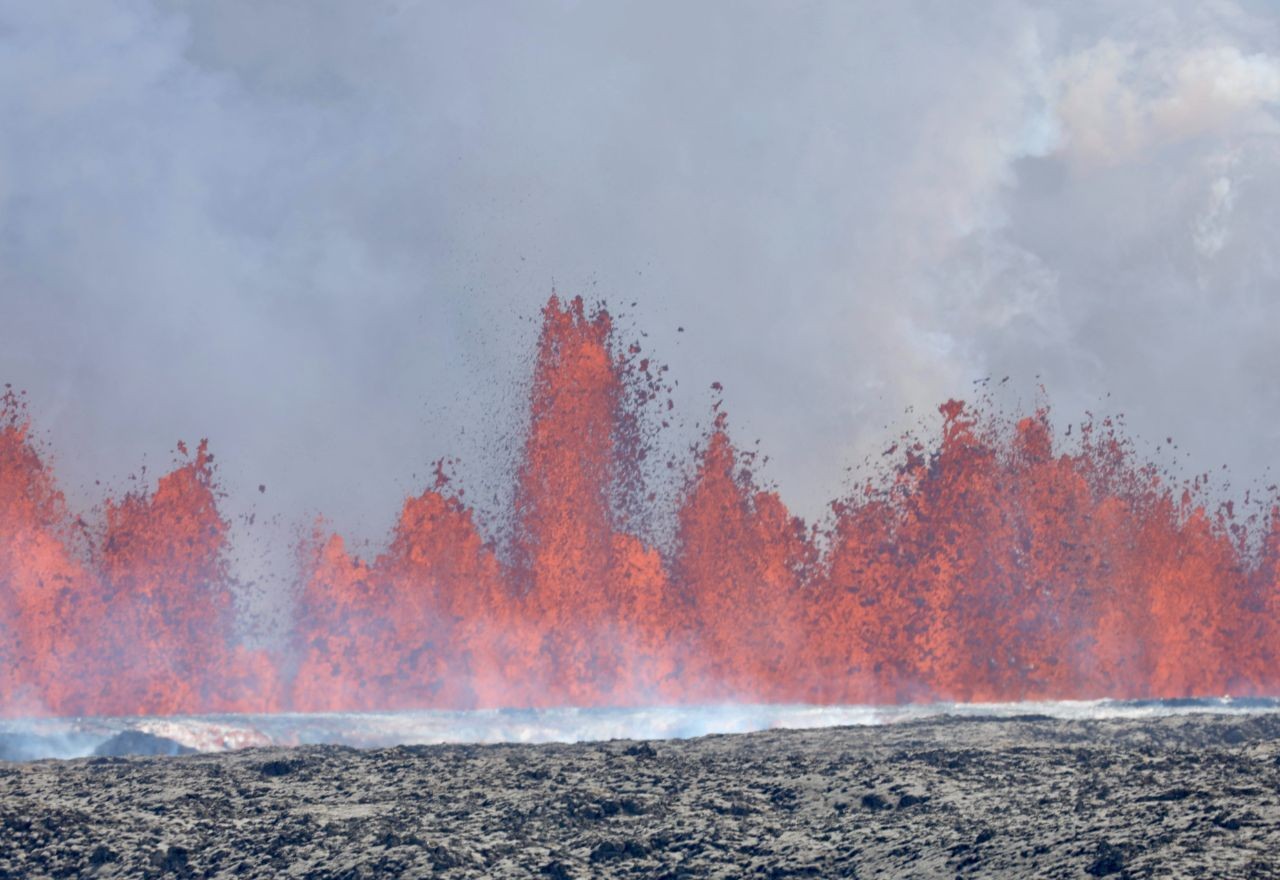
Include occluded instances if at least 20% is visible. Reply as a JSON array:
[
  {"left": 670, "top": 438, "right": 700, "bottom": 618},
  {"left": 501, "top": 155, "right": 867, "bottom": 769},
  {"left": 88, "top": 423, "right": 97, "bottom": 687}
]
[
  {"left": 1, "top": 296, "right": 1277, "bottom": 718},
  {"left": 1, "top": 395, "right": 275, "bottom": 716}
]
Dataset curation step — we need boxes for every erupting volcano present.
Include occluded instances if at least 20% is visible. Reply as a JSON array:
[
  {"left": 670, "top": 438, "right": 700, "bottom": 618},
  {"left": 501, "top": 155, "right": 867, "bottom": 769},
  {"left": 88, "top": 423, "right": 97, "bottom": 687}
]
[{"left": 2, "top": 296, "right": 1278, "bottom": 719}]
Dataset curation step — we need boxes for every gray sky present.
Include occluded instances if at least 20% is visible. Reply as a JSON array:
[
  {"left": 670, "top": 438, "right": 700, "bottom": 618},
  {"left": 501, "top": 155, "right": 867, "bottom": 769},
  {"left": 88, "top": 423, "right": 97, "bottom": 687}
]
[{"left": 3, "top": 0, "right": 1280, "bottom": 586}]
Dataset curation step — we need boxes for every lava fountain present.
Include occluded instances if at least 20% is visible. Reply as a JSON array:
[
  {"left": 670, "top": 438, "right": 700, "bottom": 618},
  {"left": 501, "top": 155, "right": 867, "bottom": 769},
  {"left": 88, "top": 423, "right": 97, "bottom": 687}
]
[{"left": 1, "top": 297, "right": 1278, "bottom": 719}]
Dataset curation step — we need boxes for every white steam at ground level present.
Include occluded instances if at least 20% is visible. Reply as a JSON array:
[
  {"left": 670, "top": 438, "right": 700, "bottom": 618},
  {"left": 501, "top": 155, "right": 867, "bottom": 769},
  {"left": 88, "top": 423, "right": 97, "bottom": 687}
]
[{"left": 2, "top": 698, "right": 1277, "bottom": 762}]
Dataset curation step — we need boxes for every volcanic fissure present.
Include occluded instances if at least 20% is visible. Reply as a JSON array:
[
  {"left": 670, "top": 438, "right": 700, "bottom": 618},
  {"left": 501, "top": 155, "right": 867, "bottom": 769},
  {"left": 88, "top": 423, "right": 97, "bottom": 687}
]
[{"left": 2, "top": 295, "right": 1277, "bottom": 717}]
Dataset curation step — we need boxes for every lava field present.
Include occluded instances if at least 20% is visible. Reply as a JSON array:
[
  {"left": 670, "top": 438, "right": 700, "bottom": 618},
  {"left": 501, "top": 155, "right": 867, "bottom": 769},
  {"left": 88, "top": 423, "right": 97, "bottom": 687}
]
[{"left": 2, "top": 711, "right": 1278, "bottom": 878}]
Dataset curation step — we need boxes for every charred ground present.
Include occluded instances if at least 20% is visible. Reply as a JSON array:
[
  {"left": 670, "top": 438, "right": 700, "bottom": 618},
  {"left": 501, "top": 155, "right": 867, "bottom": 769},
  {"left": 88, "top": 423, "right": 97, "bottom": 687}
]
[{"left": 1, "top": 712, "right": 1278, "bottom": 878}]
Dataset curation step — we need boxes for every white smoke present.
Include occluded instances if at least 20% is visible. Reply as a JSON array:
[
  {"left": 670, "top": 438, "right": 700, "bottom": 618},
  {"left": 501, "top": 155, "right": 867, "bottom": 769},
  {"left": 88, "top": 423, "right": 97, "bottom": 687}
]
[
  {"left": 3, "top": 699, "right": 1276, "bottom": 760},
  {"left": 1053, "top": 42, "right": 1280, "bottom": 168}
]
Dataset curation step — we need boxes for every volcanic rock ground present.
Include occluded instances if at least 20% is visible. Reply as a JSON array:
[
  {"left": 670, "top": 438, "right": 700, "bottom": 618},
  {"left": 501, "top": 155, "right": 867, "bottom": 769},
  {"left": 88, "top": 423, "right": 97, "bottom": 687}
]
[{"left": 1, "top": 713, "right": 1278, "bottom": 879}]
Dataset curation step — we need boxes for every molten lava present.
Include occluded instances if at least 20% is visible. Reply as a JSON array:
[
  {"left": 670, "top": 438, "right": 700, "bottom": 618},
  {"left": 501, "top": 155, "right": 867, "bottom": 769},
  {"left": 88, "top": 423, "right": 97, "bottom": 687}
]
[{"left": 1, "top": 297, "right": 1277, "bottom": 718}]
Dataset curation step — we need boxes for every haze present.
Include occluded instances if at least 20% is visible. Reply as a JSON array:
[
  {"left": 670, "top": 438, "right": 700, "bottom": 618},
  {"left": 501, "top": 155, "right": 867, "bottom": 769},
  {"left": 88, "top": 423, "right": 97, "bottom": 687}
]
[{"left": 3, "top": 0, "right": 1279, "bottom": 591}]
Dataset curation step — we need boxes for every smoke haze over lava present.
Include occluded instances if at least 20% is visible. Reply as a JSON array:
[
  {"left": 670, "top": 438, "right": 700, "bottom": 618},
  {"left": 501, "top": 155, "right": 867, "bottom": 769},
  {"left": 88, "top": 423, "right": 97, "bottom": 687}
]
[
  {"left": 2, "top": 2, "right": 1280, "bottom": 717},
  {"left": 5, "top": 2, "right": 1280, "bottom": 546}
]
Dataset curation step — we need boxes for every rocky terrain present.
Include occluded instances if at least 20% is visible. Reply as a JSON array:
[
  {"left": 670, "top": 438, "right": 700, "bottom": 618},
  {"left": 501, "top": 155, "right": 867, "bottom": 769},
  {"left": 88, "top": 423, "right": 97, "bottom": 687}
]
[{"left": 1, "top": 712, "right": 1278, "bottom": 878}]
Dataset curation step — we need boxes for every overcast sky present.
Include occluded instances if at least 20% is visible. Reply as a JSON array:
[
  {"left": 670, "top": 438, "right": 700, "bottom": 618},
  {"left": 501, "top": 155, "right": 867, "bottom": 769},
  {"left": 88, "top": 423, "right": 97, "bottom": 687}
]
[{"left": 4, "top": 0, "right": 1280, "bottom": 583}]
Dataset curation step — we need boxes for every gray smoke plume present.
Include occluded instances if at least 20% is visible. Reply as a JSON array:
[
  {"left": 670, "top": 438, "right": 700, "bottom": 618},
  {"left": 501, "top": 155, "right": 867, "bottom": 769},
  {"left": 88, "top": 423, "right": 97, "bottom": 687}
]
[{"left": 3, "top": 1, "right": 1279, "bottom": 605}]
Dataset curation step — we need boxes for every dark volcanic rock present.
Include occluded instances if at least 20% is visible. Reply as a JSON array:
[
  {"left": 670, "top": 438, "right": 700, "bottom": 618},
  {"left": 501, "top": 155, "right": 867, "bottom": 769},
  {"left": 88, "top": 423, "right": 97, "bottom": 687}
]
[
  {"left": 88, "top": 845, "right": 116, "bottom": 866},
  {"left": 1085, "top": 841, "right": 1126, "bottom": 876},
  {"left": 151, "top": 845, "right": 192, "bottom": 877},
  {"left": 257, "top": 758, "right": 301, "bottom": 777},
  {"left": 0, "top": 713, "right": 1277, "bottom": 878},
  {"left": 91, "top": 731, "right": 194, "bottom": 758},
  {"left": 860, "top": 792, "right": 891, "bottom": 811},
  {"left": 541, "top": 860, "right": 572, "bottom": 879},
  {"left": 623, "top": 741, "right": 657, "bottom": 759}
]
